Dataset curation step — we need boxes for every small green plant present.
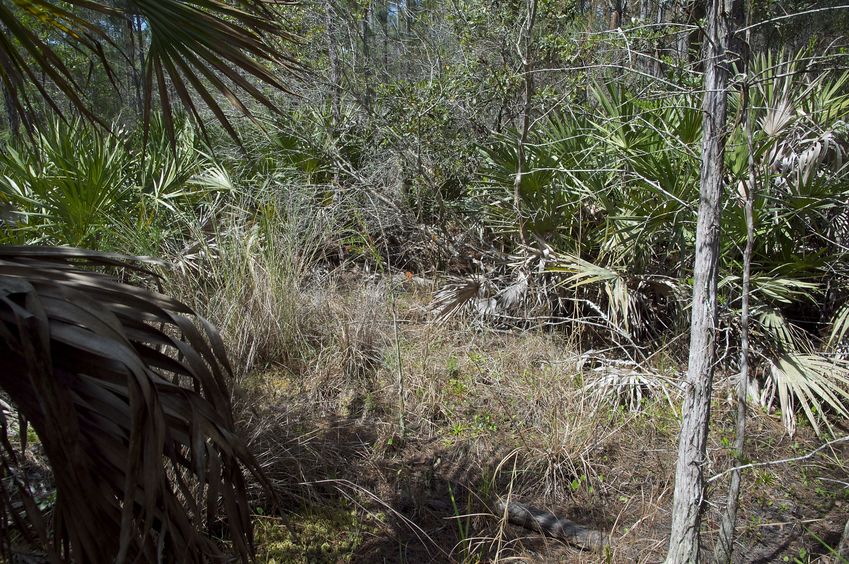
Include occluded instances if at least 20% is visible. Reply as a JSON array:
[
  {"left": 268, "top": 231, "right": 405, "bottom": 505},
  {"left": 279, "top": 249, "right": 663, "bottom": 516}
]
[
  {"left": 792, "top": 546, "right": 810, "bottom": 563},
  {"left": 450, "top": 422, "right": 467, "bottom": 437},
  {"left": 570, "top": 474, "right": 588, "bottom": 492},
  {"left": 814, "top": 485, "right": 832, "bottom": 499},
  {"left": 447, "top": 483, "right": 479, "bottom": 563},
  {"left": 255, "top": 505, "right": 381, "bottom": 564},
  {"left": 472, "top": 412, "right": 498, "bottom": 433},
  {"left": 446, "top": 377, "right": 466, "bottom": 396},
  {"left": 754, "top": 469, "right": 777, "bottom": 487},
  {"left": 26, "top": 426, "right": 39, "bottom": 447},
  {"left": 446, "top": 355, "right": 461, "bottom": 377}
]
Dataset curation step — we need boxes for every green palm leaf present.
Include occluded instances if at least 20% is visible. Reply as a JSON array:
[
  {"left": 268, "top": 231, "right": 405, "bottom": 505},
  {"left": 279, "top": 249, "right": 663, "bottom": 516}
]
[
  {"left": 0, "top": 0, "right": 299, "bottom": 143},
  {"left": 828, "top": 302, "right": 849, "bottom": 349},
  {"left": 0, "top": 118, "right": 131, "bottom": 246}
]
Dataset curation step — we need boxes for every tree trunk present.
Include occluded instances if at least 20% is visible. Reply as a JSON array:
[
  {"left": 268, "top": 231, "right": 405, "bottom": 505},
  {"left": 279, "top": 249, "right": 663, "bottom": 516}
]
[
  {"left": 361, "top": 1, "right": 374, "bottom": 112},
  {"left": 325, "top": 0, "right": 342, "bottom": 128},
  {"left": 125, "top": 16, "right": 144, "bottom": 118},
  {"left": 2, "top": 82, "right": 19, "bottom": 136},
  {"left": 0, "top": 21, "right": 21, "bottom": 136},
  {"left": 665, "top": 1, "right": 743, "bottom": 562},
  {"left": 652, "top": 0, "right": 667, "bottom": 78},
  {"left": 713, "top": 7, "right": 755, "bottom": 558},
  {"left": 513, "top": 0, "right": 537, "bottom": 246},
  {"left": 608, "top": 0, "right": 624, "bottom": 29},
  {"left": 713, "top": 74, "right": 755, "bottom": 564}
]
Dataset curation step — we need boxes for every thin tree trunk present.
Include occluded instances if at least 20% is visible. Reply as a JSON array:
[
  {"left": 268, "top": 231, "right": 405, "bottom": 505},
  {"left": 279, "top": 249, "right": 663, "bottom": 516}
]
[
  {"left": 675, "top": 1, "right": 690, "bottom": 64},
  {"left": 665, "top": 1, "right": 743, "bottom": 562},
  {"left": 325, "top": 0, "right": 342, "bottom": 128},
  {"left": 608, "top": 0, "right": 624, "bottom": 29},
  {"left": 639, "top": 0, "right": 650, "bottom": 21},
  {"left": 381, "top": 2, "right": 389, "bottom": 76},
  {"left": 0, "top": 21, "right": 21, "bottom": 136},
  {"left": 125, "top": 16, "right": 144, "bottom": 118},
  {"left": 653, "top": 0, "right": 667, "bottom": 78},
  {"left": 361, "top": 1, "right": 374, "bottom": 112},
  {"left": 133, "top": 15, "right": 146, "bottom": 120},
  {"left": 513, "top": 0, "right": 537, "bottom": 246},
  {"left": 713, "top": 73, "right": 755, "bottom": 564}
]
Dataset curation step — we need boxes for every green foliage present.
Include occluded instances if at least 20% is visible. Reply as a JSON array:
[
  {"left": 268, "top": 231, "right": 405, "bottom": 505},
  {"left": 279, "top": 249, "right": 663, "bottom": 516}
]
[
  {"left": 0, "top": 119, "right": 131, "bottom": 246},
  {"left": 0, "top": 0, "right": 296, "bottom": 142},
  {"left": 469, "top": 48, "right": 849, "bottom": 434},
  {"left": 0, "top": 117, "right": 230, "bottom": 252}
]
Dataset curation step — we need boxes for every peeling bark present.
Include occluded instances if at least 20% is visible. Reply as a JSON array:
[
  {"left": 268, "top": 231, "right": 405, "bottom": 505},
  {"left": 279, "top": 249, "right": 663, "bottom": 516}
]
[{"left": 665, "top": 1, "right": 744, "bottom": 562}]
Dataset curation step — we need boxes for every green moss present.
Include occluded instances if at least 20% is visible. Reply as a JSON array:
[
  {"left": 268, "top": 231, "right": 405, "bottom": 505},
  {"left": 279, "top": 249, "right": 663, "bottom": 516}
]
[{"left": 255, "top": 505, "right": 383, "bottom": 564}]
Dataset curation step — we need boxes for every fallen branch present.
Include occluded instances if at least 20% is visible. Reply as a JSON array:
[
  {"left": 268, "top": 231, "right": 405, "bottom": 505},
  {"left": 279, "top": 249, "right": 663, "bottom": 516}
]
[
  {"left": 494, "top": 499, "right": 607, "bottom": 551},
  {"left": 706, "top": 434, "right": 849, "bottom": 484}
]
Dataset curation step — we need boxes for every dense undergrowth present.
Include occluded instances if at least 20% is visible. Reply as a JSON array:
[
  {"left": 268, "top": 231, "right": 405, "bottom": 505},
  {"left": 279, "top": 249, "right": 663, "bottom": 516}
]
[{"left": 2, "top": 27, "right": 849, "bottom": 562}]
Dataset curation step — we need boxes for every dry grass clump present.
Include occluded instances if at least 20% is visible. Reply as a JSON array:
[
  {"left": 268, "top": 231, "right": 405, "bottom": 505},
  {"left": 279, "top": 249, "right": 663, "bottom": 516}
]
[
  {"left": 162, "top": 185, "right": 342, "bottom": 379},
  {"left": 396, "top": 325, "right": 673, "bottom": 498},
  {"left": 380, "top": 321, "right": 691, "bottom": 562}
]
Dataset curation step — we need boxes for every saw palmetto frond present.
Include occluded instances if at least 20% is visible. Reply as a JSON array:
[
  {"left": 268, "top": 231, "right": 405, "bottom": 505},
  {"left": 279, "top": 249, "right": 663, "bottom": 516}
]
[
  {"left": 0, "top": 0, "right": 299, "bottom": 144},
  {"left": 0, "top": 246, "right": 269, "bottom": 562}
]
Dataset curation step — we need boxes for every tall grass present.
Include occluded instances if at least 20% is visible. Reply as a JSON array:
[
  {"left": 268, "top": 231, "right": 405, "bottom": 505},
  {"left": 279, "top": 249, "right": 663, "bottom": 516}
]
[{"left": 163, "top": 182, "right": 344, "bottom": 379}]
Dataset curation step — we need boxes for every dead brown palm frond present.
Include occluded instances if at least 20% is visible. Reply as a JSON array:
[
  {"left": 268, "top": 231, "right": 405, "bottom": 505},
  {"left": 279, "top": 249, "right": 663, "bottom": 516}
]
[
  {"left": 0, "top": 0, "right": 300, "bottom": 144},
  {"left": 0, "top": 246, "right": 270, "bottom": 563}
]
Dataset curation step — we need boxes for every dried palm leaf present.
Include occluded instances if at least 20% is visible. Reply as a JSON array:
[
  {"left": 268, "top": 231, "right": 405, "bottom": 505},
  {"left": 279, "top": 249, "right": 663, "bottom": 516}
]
[
  {"left": 766, "top": 354, "right": 849, "bottom": 436},
  {"left": 582, "top": 358, "right": 679, "bottom": 413},
  {"left": 0, "top": 246, "right": 270, "bottom": 563},
  {"left": 431, "top": 275, "right": 489, "bottom": 323}
]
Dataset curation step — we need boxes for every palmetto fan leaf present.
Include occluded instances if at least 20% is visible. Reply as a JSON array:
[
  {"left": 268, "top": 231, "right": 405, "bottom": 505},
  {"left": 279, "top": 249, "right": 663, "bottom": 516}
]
[
  {"left": 0, "top": 0, "right": 299, "bottom": 143},
  {"left": 766, "top": 354, "right": 849, "bottom": 437},
  {"left": 0, "top": 118, "right": 132, "bottom": 247},
  {"left": 0, "top": 246, "right": 269, "bottom": 563}
]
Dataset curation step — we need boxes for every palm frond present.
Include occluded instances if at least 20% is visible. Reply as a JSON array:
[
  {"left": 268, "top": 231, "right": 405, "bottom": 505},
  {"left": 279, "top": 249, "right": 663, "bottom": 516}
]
[
  {"left": 431, "top": 275, "right": 493, "bottom": 323},
  {"left": 760, "top": 98, "right": 795, "bottom": 138},
  {"left": 580, "top": 355, "right": 679, "bottom": 412},
  {"left": 0, "top": 0, "right": 299, "bottom": 143},
  {"left": 828, "top": 301, "right": 849, "bottom": 349},
  {"left": 0, "top": 246, "right": 269, "bottom": 562},
  {"left": 0, "top": 118, "right": 131, "bottom": 246},
  {"left": 719, "top": 273, "right": 818, "bottom": 306},
  {"left": 549, "top": 254, "right": 632, "bottom": 332},
  {"left": 766, "top": 354, "right": 849, "bottom": 436}
]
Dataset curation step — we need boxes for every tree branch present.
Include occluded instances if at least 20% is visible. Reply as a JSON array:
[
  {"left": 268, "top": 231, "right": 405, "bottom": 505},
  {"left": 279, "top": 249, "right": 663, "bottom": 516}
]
[{"left": 707, "top": 435, "right": 849, "bottom": 484}]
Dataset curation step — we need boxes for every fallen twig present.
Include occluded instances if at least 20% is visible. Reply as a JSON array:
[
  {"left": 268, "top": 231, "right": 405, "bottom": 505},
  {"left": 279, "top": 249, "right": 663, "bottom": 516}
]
[{"left": 706, "top": 435, "right": 849, "bottom": 484}]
